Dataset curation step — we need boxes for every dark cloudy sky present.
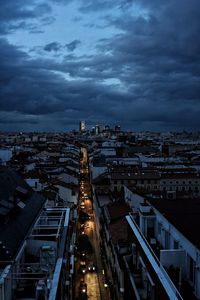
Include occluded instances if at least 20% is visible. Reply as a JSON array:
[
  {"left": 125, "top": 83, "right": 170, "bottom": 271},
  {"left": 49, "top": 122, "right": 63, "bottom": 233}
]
[{"left": 0, "top": 0, "right": 200, "bottom": 132}]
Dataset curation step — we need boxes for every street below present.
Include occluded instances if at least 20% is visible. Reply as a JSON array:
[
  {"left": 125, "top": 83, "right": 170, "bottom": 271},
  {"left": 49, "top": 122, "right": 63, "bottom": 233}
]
[{"left": 74, "top": 149, "right": 111, "bottom": 300}]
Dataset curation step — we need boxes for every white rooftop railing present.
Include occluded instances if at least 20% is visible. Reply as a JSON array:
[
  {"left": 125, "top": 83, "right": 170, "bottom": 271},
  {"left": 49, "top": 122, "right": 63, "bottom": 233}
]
[{"left": 126, "top": 215, "right": 183, "bottom": 300}]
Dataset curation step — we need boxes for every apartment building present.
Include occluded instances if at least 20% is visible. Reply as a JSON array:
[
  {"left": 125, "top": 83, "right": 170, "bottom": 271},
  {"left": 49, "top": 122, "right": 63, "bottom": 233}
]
[{"left": 0, "top": 167, "right": 73, "bottom": 300}]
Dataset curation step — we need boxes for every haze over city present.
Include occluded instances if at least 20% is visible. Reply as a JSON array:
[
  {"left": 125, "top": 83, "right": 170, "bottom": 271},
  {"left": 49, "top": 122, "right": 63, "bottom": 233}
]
[{"left": 0, "top": 0, "right": 200, "bottom": 132}]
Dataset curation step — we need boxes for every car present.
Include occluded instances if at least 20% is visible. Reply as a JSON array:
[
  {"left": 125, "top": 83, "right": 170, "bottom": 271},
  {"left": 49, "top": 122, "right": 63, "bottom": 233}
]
[
  {"left": 79, "top": 261, "right": 87, "bottom": 274},
  {"left": 88, "top": 262, "right": 96, "bottom": 272},
  {"left": 80, "top": 223, "right": 85, "bottom": 234},
  {"left": 79, "top": 281, "right": 87, "bottom": 299},
  {"left": 80, "top": 251, "right": 86, "bottom": 260}
]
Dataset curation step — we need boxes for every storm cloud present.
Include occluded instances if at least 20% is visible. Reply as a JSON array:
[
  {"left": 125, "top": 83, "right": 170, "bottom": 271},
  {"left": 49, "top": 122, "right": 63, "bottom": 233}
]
[
  {"left": 0, "top": 0, "right": 200, "bottom": 131},
  {"left": 65, "top": 40, "right": 81, "bottom": 52},
  {"left": 44, "top": 42, "right": 62, "bottom": 52}
]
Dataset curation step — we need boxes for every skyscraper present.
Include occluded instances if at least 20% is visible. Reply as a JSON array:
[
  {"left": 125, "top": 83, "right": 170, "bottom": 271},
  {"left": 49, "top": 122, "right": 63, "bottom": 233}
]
[{"left": 79, "top": 120, "right": 86, "bottom": 133}]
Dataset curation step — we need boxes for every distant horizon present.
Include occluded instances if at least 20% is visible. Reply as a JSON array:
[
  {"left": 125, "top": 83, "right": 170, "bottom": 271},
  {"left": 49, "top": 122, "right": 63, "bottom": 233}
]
[{"left": 1, "top": 127, "right": 200, "bottom": 135}]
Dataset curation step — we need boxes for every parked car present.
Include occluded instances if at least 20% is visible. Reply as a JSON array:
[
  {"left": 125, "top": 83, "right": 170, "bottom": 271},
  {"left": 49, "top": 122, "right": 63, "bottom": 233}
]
[
  {"left": 79, "top": 280, "right": 87, "bottom": 299},
  {"left": 88, "top": 262, "right": 96, "bottom": 272},
  {"left": 80, "top": 251, "right": 86, "bottom": 260},
  {"left": 79, "top": 260, "right": 87, "bottom": 274}
]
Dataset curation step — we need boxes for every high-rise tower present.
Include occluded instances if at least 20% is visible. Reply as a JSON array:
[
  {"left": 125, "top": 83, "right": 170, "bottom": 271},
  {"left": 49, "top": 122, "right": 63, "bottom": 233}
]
[{"left": 79, "top": 120, "right": 86, "bottom": 133}]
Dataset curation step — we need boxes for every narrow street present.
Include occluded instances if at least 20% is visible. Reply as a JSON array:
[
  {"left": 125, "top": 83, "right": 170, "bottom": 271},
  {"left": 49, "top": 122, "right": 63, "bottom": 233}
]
[{"left": 74, "top": 148, "right": 112, "bottom": 300}]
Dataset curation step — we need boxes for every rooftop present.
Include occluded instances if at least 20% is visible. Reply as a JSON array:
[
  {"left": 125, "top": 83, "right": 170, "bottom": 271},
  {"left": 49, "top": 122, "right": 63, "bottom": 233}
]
[
  {"left": 148, "top": 197, "right": 200, "bottom": 249},
  {"left": 108, "top": 217, "right": 130, "bottom": 245},
  {"left": 106, "top": 201, "right": 131, "bottom": 221}
]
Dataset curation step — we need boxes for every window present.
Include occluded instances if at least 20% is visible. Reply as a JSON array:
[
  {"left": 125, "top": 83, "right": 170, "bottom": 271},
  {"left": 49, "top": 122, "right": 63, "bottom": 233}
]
[{"left": 72, "top": 190, "right": 75, "bottom": 196}]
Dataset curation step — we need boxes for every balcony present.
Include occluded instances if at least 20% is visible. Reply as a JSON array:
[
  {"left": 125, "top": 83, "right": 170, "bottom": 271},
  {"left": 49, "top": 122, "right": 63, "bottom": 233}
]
[
  {"left": 123, "top": 254, "right": 147, "bottom": 300},
  {"left": 11, "top": 207, "right": 70, "bottom": 300},
  {"left": 126, "top": 215, "right": 183, "bottom": 300}
]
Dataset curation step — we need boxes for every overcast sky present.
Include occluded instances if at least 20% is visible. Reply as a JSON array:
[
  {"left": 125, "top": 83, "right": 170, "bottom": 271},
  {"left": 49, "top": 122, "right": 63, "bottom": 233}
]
[{"left": 0, "top": 0, "right": 200, "bottom": 132}]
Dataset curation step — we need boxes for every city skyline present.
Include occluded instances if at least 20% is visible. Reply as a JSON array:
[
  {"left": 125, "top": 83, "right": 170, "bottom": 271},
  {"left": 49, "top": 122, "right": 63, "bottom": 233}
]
[{"left": 0, "top": 0, "right": 200, "bottom": 132}]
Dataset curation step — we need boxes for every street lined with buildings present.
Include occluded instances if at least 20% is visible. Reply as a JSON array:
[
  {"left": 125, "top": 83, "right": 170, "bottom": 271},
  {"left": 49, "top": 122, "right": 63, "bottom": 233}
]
[
  {"left": 1, "top": 127, "right": 200, "bottom": 299},
  {"left": 74, "top": 148, "right": 112, "bottom": 300}
]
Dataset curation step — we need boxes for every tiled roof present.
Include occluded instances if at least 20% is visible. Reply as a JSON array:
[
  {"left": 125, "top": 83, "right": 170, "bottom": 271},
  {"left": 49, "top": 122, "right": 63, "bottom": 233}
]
[
  {"left": 92, "top": 173, "right": 110, "bottom": 185},
  {"left": 0, "top": 166, "right": 33, "bottom": 216},
  {"left": 54, "top": 180, "right": 78, "bottom": 190},
  {"left": 106, "top": 201, "right": 131, "bottom": 221},
  {"left": 108, "top": 218, "right": 129, "bottom": 245},
  {"left": 0, "top": 167, "right": 45, "bottom": 260}
]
